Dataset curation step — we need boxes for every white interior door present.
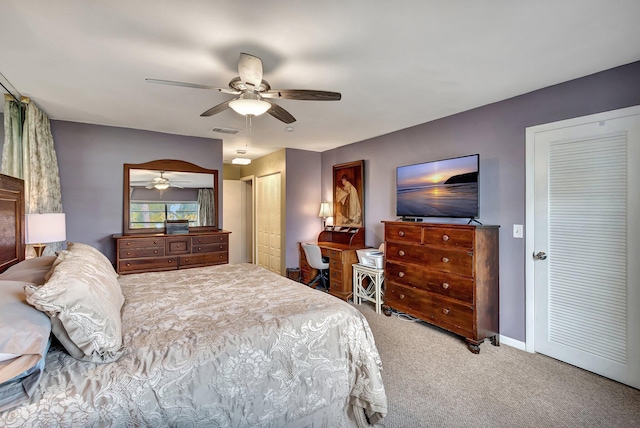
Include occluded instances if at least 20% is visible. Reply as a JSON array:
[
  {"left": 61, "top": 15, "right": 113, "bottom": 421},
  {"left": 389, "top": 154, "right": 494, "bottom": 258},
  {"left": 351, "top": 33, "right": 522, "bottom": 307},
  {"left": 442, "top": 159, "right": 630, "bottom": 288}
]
[
  {"left": 222, "top": 179, "right": 244, "bottom": 264},
  {"left": 256, "top": 172, "right": 281, "bottom": 274},
  {"left": 526, "top": 106, "right": 640, "bottom": 389}
]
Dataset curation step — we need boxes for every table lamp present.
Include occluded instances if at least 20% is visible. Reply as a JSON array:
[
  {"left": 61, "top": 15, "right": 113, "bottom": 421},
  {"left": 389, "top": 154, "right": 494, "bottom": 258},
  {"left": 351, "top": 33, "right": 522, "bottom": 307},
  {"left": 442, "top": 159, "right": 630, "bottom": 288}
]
[
  {"left": 318, "top": 202, "right": 332, "bottom": 229},
  {"left": 25, "top": 213, "right": 66, "bottom": 257}
]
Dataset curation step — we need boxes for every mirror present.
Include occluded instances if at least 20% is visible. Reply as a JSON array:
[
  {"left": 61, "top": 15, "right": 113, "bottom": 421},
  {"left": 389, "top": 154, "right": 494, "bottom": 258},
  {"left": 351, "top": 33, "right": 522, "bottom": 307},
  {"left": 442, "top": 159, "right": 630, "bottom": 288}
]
[{"left": 123, "top": 159, "right": 219, "bottom": 235}]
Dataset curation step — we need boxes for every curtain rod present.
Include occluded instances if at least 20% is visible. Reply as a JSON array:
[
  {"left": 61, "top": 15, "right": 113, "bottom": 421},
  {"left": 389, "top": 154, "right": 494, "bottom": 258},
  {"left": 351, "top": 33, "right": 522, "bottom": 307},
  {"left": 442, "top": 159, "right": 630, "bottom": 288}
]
[{"left": 3, "top": 93, "right": 30, "bottom": 104}]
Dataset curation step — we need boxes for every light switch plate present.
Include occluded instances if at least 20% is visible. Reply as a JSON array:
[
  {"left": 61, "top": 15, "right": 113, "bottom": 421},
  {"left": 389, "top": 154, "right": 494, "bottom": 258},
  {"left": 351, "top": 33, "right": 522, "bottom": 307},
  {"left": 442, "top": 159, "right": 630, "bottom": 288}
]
[{"left": 513, "top": 224, "right": 523, "bottom": 238}]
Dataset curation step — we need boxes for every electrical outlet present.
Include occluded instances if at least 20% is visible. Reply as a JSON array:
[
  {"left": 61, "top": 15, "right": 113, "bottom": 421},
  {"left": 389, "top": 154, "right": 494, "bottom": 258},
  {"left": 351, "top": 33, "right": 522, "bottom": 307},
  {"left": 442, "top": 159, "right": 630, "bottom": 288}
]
[{"left": 513, "top": 224, "right": 523, "bottom": 238}]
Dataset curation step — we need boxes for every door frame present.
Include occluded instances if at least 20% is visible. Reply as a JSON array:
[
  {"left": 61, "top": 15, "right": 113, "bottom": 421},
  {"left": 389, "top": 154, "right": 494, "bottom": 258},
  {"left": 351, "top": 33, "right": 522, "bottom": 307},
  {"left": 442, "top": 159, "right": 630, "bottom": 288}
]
[{"left": 524, "top": 105, "right": 640, "bottom": 353}]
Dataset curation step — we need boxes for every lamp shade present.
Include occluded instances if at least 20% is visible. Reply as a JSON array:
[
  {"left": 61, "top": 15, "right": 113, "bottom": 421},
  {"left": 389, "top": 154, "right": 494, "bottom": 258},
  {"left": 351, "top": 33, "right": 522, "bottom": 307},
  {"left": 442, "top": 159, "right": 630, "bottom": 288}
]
[
  {"left": 25, "top": 213, "right": 66, "bottom": 244},
  {"left": 318, "top": 202, "right": 333, "bottom": 218}
]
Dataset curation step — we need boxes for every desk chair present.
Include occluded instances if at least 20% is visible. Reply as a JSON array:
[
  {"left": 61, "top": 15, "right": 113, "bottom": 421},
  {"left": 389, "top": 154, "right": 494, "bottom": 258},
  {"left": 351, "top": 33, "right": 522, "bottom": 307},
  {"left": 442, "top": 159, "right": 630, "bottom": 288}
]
[{"left": 301, "top": 243, "right": 330, "bottom": 292}]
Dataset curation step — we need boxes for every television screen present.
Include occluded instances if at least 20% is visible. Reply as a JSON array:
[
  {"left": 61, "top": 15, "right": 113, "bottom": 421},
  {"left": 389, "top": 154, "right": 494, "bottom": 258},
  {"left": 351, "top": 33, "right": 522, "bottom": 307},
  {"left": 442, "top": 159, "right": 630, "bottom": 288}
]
[{"left": 396, "top": 154, "right": 479, "bottom": 219}]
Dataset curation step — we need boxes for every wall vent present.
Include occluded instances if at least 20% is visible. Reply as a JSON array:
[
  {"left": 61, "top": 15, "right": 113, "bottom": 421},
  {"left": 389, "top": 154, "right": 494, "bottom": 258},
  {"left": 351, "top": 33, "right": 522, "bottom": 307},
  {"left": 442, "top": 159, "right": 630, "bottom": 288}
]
[{"left": 212, "top": 127, "right": 240, "bottom": 135}]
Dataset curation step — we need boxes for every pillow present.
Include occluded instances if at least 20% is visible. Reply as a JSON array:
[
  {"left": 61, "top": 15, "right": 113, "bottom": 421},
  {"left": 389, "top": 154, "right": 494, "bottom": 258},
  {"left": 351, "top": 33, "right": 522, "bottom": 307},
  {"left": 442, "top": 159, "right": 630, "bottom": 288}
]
[
  {"left": 24, "top": 253, "right": 124, "bottom": 363},
  {"left": 0, "top": 256, "right": 57, "bottom": 285},
  {"left": 65, "top": 242, "right": 118, "bottom": 280},
  {"left": 0, "top": 280, "right": 52, "bottom": 412}
]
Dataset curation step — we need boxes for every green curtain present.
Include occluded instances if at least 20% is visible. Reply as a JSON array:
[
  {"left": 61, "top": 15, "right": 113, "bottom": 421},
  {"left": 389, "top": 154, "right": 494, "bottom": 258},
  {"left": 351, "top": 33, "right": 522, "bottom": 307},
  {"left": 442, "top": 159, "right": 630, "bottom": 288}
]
[
  {"left": 1, "top": 100, "right": 64, "bottom": 256},
  {"left": 1, "top": 98, "right": 24, "bottom": 178},
  {"left": 198, "top": 188, "right": 215, "bottom": 226}
]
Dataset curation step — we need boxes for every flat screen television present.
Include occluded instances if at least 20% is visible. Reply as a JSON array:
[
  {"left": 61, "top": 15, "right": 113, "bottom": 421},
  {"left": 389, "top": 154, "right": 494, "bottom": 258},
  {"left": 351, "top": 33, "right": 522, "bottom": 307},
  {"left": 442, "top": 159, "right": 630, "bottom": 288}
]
[{"left": 396, "top": 154, "right": 479, "bottom": 219}]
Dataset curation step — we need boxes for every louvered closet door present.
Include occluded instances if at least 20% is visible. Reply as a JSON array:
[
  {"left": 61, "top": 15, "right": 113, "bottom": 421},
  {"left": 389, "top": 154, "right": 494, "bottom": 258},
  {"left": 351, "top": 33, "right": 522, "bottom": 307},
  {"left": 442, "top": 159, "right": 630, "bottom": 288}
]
[{"left": 533, "top": 108, "right": 640, "bottom": 388}]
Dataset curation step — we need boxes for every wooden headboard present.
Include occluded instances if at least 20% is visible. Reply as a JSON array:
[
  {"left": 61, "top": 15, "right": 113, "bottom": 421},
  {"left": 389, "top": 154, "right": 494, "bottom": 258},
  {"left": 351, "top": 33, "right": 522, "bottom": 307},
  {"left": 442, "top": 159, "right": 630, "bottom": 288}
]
[{"left": 0, "top": 173, "right": 25, "bottom": 273}]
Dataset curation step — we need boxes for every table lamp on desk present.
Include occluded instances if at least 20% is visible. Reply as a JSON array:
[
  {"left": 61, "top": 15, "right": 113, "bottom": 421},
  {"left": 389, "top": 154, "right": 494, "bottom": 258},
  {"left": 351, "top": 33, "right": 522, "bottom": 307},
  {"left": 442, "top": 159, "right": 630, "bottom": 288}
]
[{"left": 25, "top": 213, "right": 66, "bottom": 257}]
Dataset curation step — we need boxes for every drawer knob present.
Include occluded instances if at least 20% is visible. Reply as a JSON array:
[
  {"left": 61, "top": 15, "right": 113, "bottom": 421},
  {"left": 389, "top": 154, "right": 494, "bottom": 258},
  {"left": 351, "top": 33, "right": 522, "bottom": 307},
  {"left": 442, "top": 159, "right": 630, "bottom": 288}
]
[
  {"left": 198, "top": 238, "right": 203, "bottom": 242},
  {"left": 398, "top": 231, "right": 405, "bottom": 237},
  {"left": 442, "top": 308, "right": 450, "bottom": 315},
  {"left": 185, "top": 258, "right": 189, "bottom": 262},
  {"left": 154, "top": 250, "right": 158, "bottom": 254},
  {"left": 219, "top": 255, "right": 224, "bottom": 259},
  {"left": 442, "top": 257, "right": 449, "bottom": 263},
  {"left": 398, "top": 250, "right": 405, "bottom": 257},
  {"left": 154, "top": 241, "right": 158, "bottom": 244},
  {"left": 442, "top": 282, "right": 450, "bottom": 289},
  {"left": 126, "top": 252, "right": 131, "bottom": 256},
  {"left": 126, "top": 242, "right": 131, "bottom": 246},
  {"left": 168, "top": 260, "right": 173, "bottom": 263},
  {"left": 398, "top": 272, "right": 405, "bottom": 278},
  {"left": 399, "top": 294, "right": 405, "bottom": 300},
  {"left": 198, "top": 247, "right": 202, "bottom": 251},
  {"left": 126, "top": 263, "right": 131, "bottom": 267},
  {"left": 442, "top": 234, "right": 450, "bottom": 241}
]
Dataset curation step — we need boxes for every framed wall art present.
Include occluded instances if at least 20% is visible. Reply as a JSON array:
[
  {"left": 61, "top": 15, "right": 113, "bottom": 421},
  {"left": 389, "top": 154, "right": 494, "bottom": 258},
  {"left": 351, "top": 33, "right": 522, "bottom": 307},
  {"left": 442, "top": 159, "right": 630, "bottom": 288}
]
[{"left": 333, "top": 160, "right": 364, "bottom": 227}]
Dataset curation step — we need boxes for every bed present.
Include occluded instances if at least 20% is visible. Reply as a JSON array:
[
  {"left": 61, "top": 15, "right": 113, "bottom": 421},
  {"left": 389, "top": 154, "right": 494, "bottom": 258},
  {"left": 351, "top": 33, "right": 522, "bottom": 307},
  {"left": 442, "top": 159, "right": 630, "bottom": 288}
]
[{"left": 0, "top": 174, "right": 387, "bottom": 427}]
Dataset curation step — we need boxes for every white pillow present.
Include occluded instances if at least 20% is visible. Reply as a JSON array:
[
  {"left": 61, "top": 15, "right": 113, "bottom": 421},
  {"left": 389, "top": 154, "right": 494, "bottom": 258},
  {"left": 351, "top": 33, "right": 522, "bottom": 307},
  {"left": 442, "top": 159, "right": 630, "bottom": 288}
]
[
  {"left": 0, "top": 280, "right": 51, "bottom": 411},
  {"left": 25, "top": 253, "right": 124, "bottom": 363}
]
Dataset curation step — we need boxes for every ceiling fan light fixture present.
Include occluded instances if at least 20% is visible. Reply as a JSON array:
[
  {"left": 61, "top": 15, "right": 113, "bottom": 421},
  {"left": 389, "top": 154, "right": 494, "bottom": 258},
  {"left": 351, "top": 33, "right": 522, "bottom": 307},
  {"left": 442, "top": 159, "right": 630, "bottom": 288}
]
[
  {"left": 229, "top": 93, "right": 270, "bottom": 116},
  {"left": 154, "top": 182, "right": 170, "bottom": 190},
  {"left": 232, "top": 157, "right": 252, "bottom": 165}
]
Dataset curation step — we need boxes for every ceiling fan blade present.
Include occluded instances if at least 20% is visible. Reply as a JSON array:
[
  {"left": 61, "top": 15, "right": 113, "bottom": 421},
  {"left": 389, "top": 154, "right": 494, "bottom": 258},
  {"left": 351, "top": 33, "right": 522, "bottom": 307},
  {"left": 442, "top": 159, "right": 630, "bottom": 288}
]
[
  {"left": 200, "top": 99, "right": 234, "bottom": 117},
  {"left": 261, "top": 89, "right": 342, "bottom": 101},
  {"left": 170, "top": 184, "right": 184, "bottom": 189},
  {"left": 265, "top": 100, "right": 296, "bottom": 124},
  {"left": 145, "top": 78, "right": 239, "bottom": 94},
  {"left": 145, "top": 184, "right": 154, "bottom": 189},
  {"left": 238, "top": 53, "right": 263, "bottom": 91}
]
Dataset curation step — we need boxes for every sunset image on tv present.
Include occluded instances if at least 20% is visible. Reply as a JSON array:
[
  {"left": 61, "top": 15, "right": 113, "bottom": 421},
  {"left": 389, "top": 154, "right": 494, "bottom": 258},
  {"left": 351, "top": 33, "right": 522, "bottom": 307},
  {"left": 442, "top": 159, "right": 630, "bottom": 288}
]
[{"left": 396, "top": 154, "right": 478, "bottom": 218}]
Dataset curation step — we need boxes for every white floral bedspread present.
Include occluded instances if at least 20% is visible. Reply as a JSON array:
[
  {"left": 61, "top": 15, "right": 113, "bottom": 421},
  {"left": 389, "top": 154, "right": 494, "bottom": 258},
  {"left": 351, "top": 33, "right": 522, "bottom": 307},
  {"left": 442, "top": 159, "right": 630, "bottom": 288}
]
[{"left": 0, "top": 263, "right": 387, "bottom": 427}]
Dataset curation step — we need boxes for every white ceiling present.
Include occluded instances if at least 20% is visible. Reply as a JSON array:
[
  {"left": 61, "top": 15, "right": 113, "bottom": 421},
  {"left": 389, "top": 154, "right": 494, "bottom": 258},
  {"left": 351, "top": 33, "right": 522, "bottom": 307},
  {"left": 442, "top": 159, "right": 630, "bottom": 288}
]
[{"left": 1, "top": 1, "right": 639, "bottom": 163}]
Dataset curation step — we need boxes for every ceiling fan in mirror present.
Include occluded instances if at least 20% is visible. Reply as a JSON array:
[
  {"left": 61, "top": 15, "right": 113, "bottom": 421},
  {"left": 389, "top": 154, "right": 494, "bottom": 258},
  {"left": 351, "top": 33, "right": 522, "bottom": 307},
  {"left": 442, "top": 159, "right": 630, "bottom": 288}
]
[
  {"left": 146, "top": 53, "right": 342, "bottom": 123},
  {"left": 131, "top": 171, "right": 187, "bottom": 190}
]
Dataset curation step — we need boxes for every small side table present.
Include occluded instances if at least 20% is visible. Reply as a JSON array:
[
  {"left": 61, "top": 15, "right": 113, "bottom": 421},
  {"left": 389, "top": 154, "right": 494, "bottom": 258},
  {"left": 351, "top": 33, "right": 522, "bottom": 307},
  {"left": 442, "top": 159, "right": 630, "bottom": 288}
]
[{"left": 352, "top": 263, "right": 384, "bottom": 314}]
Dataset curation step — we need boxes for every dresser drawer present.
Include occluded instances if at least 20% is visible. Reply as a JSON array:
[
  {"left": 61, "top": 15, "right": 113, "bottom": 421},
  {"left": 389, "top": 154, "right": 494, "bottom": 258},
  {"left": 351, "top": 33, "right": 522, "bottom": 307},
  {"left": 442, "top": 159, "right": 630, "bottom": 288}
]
[
  {"left": 118, "top": 237, "right": 164, "bottom": 249},
  {"left": 329, "top": 268, "right": 343, "bottom": 283},
  {"left": 328, "top": 249, "right": 342, "bottom": 260},
  {"left": 385, "top": 260, "right": 474, "bottom": 303},
  {"left": 180, "top": 252, "right": 228, "bottom": 267},
  {"left": 386, "top": 242, "right": 473, "bottom": 276},
  {"left": 385, "top": 224, "right": 422, "bottom": 243},
  {"left": 192, "top": 242, "right": 228, "bottom": 254},
  {"left": 329, "top": 258, "right": 343, "bottom": 271},
  {"left": 119, "top": 256, "right": 178, "bottom": 273},
  {"left": 119, "top": 247, "right": 164, "bottom": 259},
  {"left": 385, "top": 283, "right": 474, "bottom": 337},
  {"left": 424, "top": 227, "right": 474, "bottom": 249},
  {"left": 191, "top": 234, "right": 229, "bottom": 245},
  {"left": 165, "top": 237, "right": 190, "bottom": 255}
]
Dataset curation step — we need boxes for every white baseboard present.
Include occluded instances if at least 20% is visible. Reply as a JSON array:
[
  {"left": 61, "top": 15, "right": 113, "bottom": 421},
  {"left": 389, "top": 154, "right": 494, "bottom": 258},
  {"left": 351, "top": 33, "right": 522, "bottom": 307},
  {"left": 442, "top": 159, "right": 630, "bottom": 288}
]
[{"left": 499, "top": 335, "right": 527, "bottom": 351}]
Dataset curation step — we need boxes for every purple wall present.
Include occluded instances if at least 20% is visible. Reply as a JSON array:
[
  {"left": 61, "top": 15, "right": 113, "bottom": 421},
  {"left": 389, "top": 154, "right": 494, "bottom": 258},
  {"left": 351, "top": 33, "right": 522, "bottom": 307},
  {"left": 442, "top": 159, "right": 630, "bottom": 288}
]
[
  {"left": 321, "top": 61, "right": 640, "bottom": 342},
  {"left": 50, "top": 121, "right": 222, "bottom": 261},
  {"left": 285, "top": 149, "right": 322, "bottom": 268}
]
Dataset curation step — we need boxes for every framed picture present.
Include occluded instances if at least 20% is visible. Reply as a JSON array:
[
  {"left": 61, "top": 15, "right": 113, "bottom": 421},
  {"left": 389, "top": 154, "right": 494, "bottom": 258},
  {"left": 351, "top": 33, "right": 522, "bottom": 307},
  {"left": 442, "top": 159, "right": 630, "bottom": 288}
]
[{"left": 333, "top": 160, "right": 364, "bottom": 227}]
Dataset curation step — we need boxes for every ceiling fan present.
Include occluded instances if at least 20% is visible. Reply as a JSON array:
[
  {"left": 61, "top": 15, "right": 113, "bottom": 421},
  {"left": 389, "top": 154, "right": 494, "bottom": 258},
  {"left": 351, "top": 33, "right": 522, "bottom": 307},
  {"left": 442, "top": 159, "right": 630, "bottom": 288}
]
[
  {"left": 146, "top": 53, "right": 342, "bottom": 124},
  {"left": 137, "top": 172, "right": 184, "bottom": 190}
]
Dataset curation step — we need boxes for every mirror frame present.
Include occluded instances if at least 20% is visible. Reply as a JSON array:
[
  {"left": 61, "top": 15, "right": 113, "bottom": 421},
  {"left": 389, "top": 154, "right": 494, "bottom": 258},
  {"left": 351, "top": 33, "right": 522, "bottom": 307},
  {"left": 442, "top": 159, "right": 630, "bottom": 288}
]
[{"left": 123, "top": 159, "right": 219, "bottom": 235}]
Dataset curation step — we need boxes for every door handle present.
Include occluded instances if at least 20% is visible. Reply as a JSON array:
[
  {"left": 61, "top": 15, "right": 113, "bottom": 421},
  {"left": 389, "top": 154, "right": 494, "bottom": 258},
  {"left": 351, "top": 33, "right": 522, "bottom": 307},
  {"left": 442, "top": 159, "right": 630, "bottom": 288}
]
[{"left": 534, "top": 251, "right": 547, "bottom": 260}]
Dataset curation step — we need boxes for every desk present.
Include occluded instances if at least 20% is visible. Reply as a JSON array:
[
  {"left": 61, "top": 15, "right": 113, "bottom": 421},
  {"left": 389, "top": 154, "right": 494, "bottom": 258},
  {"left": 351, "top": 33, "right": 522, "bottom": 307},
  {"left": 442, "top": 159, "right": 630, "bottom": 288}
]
[{"left": 353, "top": 263, "right": 384, "bottom": 314}]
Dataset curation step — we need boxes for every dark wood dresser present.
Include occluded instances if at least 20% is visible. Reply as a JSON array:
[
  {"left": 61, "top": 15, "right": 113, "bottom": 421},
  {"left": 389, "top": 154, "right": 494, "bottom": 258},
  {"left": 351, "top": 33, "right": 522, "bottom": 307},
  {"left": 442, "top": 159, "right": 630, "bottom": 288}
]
[
  {"left": 299, "top": 227, "right": 366, "bottom": 301},
  {"left": 382, "top": 221, "right": 499, "bottom": 353},
  {"left": 113, "top": 231, "right": 230, "bottom": 274}
]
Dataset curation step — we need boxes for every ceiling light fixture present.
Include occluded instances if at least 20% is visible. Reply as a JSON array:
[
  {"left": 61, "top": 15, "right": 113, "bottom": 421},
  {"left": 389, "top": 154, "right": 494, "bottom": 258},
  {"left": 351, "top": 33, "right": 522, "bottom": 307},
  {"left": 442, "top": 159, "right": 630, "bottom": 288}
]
[
  {"left": 229, "top": 93, "right": 270, "bottom": 116},
  {"left": 154, "top": 182, "right": 170, "bottom": 190},
  {"left": 232, "top": 158, "right": 251, "bottom": 165}
]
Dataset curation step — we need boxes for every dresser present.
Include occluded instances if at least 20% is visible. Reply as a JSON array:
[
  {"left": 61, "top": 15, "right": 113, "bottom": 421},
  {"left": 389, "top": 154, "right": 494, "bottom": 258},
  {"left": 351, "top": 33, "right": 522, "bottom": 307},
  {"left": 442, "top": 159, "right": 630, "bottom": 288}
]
[
  {"left": 299, "top": 227, "right": 366, "bottom": 301},
  {"left": 382, "top": 221, "right": 499, "bottom": 353},
  {"left": 113, "top": 231, "right": 230, "bottom": 274}
]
